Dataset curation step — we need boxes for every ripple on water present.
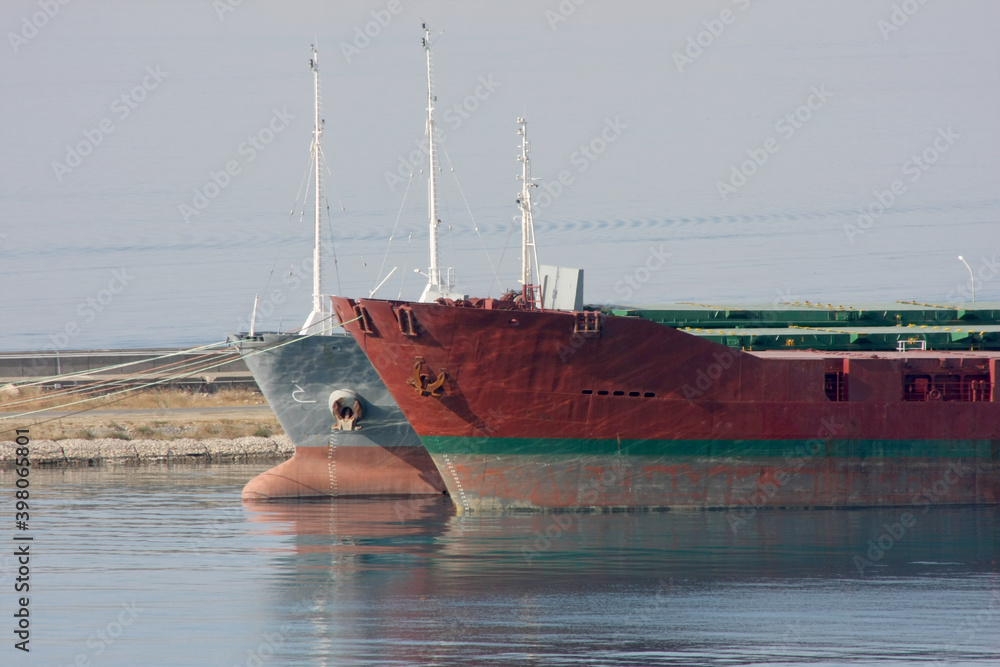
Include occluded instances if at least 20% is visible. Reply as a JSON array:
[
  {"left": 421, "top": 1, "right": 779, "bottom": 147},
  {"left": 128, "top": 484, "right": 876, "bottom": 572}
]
[{"left": 25, "top": 465, "right": 1000, "bottom": 665}]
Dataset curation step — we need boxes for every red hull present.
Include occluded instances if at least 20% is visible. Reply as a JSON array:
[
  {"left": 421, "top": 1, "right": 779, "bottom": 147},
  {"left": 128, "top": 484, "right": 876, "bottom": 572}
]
[
  {"left": 428, "top": 452, "right": 992, "bottom": 512},
  {"left": 333, "top": 298, "right": 1000, "bottom": 441},
  {"left": 330, "top": 296, "right": 1000, "bottom": 510}
]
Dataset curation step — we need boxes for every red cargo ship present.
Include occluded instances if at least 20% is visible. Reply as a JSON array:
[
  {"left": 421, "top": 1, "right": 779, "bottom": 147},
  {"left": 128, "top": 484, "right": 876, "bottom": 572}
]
[{"left": 330, "top": 295, "right": 1000, "bottom": 512}]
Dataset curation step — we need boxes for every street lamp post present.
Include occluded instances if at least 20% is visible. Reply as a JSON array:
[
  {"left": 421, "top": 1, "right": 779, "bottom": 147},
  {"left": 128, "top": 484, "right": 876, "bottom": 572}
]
[{"left": 958, "top": 255, "right": 975, "bottom": 303}]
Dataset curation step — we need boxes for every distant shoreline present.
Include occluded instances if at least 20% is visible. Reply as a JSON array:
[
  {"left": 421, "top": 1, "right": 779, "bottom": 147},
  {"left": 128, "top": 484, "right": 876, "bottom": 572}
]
[{"left": 0, "top": 435, "right": 293, "bottom": 468}]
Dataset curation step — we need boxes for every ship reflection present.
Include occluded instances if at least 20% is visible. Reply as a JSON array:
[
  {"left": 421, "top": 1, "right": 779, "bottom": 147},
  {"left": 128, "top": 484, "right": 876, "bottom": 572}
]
[
  {"left": 242, "top": 502, "right": 998, "bottom": 664},
  {"left": 243, "top": 501, "right": 998, "bottom": 585},
  {"left": 242, "top": 496, "right": 454, "bottom": 559}
]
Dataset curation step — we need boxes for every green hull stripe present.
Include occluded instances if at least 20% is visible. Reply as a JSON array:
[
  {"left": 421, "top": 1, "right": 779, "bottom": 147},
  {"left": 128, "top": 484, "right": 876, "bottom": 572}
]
[{"left": 420, "top": 436, "right": 997, "bottom": 459}]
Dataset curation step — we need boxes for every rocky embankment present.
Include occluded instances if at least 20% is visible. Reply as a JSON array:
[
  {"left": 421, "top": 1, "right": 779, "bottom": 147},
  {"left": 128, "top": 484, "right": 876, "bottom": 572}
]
[{"left": 0, "top": 435, "right": 293, "bottom": 467}]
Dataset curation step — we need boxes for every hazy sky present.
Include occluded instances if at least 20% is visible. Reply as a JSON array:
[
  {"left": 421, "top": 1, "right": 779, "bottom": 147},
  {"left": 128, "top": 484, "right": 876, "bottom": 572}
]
[{"left": 1, "top": 0, "right": 998, "bottom": 349}]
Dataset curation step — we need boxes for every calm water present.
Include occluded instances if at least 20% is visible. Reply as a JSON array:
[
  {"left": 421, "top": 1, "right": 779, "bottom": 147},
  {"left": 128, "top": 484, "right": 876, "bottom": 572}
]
[
  {"left": 1, "top": 1, "right": 999, "bottom": 351},
  {"left": 6, "top": 464, "right": 996, "bottom": 665}
]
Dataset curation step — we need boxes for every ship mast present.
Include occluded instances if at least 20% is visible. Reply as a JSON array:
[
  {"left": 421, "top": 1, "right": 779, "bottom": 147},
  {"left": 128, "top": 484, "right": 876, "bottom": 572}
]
[
  {"left": 301, "top": 44, "right": 327, "bottom": 334},
  {"left": 516, "top": 117, "right": 541, "bottom": 309},
  {"left": 418, "top": 24, "right": 458, "bottom": 302}
]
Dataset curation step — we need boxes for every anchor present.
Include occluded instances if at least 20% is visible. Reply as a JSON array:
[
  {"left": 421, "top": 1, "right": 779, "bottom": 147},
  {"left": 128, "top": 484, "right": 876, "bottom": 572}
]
[{"left": 406, "top": 358, "right": 448, "bottom": 397}]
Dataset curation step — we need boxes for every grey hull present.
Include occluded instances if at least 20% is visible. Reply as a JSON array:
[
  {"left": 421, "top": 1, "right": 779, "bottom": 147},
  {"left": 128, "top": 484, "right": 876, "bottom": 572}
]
[
  {"left": 229, "top": 332, "right": 446, "bottom": 498},
  {"left": 228, "top": 332, "right": 422, "bottom": 451}
]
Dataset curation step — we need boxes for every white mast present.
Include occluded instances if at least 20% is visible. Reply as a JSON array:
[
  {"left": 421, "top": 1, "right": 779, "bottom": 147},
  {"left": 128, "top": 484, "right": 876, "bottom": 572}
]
[
  {"left": 516, "top": 117, "right": 541, "bottom": 308},
  {"left": 418, "top": 24, "right": 460, "bottom": 302},
  {"left": 301, "top": 44, "right": 328, "bottom": 334}
]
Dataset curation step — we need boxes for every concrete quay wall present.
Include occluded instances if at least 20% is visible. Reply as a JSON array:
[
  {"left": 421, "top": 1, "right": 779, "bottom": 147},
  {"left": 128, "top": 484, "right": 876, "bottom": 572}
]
[{"left": 0, "top": 435, "right": 293, "bottom": 467}]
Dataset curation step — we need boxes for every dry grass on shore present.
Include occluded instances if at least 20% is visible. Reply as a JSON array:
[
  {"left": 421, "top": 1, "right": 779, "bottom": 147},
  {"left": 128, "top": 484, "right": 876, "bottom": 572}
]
[
  {"left": 1, "top": 386, "right": 282, "bottom": 442},
  {"left": 1, "top": 385, "right": 268, "bottom": 414},
  {"left": 10, "top": 416, "right": 285, "bottom": 442}
]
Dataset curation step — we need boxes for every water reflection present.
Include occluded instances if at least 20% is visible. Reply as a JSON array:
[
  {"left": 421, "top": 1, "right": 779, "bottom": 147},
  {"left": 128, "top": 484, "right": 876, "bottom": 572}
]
[
  {"left": 244, "top": 496, "right": 454, "bottom": 564},
  {"left": 244, "top": 499, "right": 999, "bottom": 665},
  {"left": 23, "top": 466, "right": 999, "bottom": 665},
  {"left": 245, "top": 500, "right": 999, "bottom": 581}
]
